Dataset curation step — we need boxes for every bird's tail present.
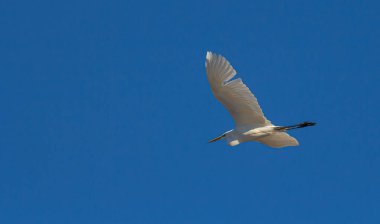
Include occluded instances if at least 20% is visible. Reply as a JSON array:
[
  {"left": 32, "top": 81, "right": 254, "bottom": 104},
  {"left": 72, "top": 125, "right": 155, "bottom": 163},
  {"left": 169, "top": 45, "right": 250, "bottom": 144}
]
[{"left": 275, "top": 121, "right": 316, "bottom": 131}]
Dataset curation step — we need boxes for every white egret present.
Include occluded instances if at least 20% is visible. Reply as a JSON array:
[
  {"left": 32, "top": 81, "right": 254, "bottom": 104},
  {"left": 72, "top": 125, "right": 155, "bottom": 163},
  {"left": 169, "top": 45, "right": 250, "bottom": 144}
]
[{"left": 205, "top": 52, "right": 315, "bottom": 147}]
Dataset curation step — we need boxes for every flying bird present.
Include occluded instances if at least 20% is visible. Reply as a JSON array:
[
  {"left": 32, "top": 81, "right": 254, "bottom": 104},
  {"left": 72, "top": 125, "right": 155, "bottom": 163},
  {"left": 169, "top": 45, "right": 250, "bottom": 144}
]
[{"left": 205, "top": 52, "right": 315, "bottom": 148}]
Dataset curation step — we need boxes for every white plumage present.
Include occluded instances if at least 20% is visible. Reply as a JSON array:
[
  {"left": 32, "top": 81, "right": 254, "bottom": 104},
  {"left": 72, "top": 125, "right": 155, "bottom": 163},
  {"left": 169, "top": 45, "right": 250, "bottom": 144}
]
[{"left": 205, "top": 51, "right": 315, "bottom": 148}]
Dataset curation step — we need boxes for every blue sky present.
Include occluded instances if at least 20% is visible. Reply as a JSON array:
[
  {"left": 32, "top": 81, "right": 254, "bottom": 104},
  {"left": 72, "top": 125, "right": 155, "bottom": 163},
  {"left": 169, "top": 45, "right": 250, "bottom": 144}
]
[{"left": 1, "top": 0, "right": 379, "bottom": 223}]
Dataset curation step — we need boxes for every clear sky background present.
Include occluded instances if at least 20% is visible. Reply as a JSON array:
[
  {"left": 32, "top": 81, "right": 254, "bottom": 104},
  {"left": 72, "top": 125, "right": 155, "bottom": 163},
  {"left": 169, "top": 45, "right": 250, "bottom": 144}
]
[{"left": 1, "top": 0, "right": 379, "bottom": 223}]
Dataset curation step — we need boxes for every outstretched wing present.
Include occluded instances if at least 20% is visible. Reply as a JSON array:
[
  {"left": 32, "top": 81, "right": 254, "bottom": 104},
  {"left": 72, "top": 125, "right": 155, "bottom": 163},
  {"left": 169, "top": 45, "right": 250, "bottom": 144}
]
[
  {"left": 257, "top": 133, "right": 299, "bottom": 148},
  {"left": 205, "top": 51, "right": 271, "bottom": 127}
]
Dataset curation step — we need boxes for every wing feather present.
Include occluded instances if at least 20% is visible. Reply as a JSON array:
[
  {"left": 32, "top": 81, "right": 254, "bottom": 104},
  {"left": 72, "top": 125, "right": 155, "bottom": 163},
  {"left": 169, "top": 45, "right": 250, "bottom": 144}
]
[
  {"left": 257, "top": 133, "right": 299, "bottom": 148},
  {"left": 205, "top": 51, "right": 271, "bottom": 127}
]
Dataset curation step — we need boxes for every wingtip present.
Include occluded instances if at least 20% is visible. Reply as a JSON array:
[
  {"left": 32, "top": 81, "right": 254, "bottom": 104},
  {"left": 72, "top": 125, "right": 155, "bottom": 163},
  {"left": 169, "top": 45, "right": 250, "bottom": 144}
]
[
  {"left": 206, "top": 51, "right": 213, "bottom": 60},
  {"left": 205, "top": 51, "right": 214, "bottom": 67}
]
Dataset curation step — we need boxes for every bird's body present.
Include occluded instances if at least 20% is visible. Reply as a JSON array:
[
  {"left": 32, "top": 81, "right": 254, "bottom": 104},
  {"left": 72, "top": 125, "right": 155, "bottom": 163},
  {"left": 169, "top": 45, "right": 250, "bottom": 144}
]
[{"left": 205, "top": 51, "right": 315, "bottom": 148}]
